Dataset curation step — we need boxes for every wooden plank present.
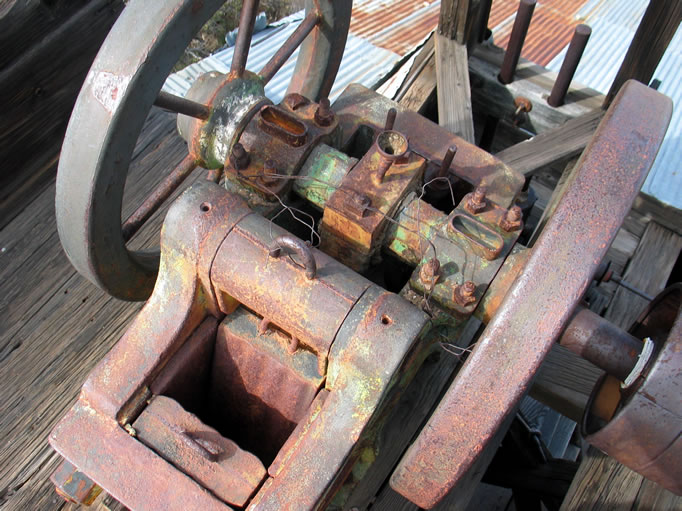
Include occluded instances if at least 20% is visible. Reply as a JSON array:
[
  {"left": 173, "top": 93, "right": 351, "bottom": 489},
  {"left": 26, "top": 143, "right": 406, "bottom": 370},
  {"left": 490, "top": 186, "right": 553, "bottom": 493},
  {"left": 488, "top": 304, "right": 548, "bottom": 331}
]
[
  {"left": 396, "top": 34, "right": 437, "bottom": 114},
  {"left": 435, "top": 34, "right": 476, "bottom": 143},
  {"left": 438, "top": 0, "right": 472, "bottom": 43},
  {"left": 605, "top": 1, "right": 682, "bottom": 107},
  {"left": 0, "top": 0, "right": 124, "bottom": 230},
  {"left": 561, "top": 447, "right": 682, "bottom": 511},
  {"left": 470, "top": 45, "right": 603, "bottom": 134},
  {"left": 529, "top": 344, "right": 602, "bottom": 423},
  {"left": 605, "top": 221, "right": 682, "bottom": 329},
  {"left": 495, "top": 110, "right": 603, "bottom": 176},
  {"left": 0, "top": 0, "right": 90, "bottom": 70},
  {"left": 0, "top": 111, "right": 194, "bottom": 510}
]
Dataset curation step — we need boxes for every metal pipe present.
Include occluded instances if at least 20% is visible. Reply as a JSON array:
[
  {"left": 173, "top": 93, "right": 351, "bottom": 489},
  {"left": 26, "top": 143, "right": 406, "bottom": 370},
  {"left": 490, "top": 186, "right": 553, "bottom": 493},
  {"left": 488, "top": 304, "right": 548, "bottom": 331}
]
[
  {"left": 477, "top": 0, "right": 494, "bottom": 43},
  {"left": 231, "top": 0, "right": 260, "bottom": 77},
  {"left": 154, "top": 91, "right": 210, "bottom": 120},
  {"left": 259, "top": 9, "right": 319, "bottom": 83},
  {"left": 122, "top": 155, "right": 197, "bottom": 241},
  {"left": 498, "top": 0, "right": 536, "bottom": 84},
  {"left": 559, "top": 306, "right": 642, "bottom": 382},
  {"left": 548, "top": 24, "right": 592, "bottom": 107}
]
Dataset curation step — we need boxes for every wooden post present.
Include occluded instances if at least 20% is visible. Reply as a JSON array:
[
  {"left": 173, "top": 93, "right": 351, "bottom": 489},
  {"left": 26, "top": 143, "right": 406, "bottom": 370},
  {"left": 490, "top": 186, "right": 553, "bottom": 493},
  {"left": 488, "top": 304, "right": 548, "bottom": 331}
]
[
  {"left": 435, "top": 0, "right": 479, "bottom": 143},
  {"left": 604, "top": 1, "right": 682, "bottom": 107}
]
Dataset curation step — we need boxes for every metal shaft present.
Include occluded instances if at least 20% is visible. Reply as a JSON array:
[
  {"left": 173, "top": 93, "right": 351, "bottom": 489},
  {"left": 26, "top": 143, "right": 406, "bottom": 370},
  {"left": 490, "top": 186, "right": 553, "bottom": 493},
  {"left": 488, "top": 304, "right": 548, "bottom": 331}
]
[
  {"left": 122, "top": 155, "right": 197, "bottom": 242},
  {"left": 154, "top": 91, "right": 210, "bottom": 120},
  {"left": 259, "top": 9, "right": 319, "bottom": 83},
  {"left": 559, "top": 306, "right": 642, "bottom": 382},
  {"left": 231, "top": 0, "right": 260, "bottom": 77},
  {"left": 548, "top": 24, "right": 592, "bottom": 107},
  {"left": 498, "top": 0, "right": 536, "bottom": 84}
]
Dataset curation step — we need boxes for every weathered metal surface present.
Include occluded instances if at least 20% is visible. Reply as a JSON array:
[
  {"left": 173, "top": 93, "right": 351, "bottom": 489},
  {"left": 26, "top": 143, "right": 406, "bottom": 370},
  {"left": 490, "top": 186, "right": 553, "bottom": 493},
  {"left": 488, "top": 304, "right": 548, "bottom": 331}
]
[
  {"left": 211, "top": 211, "right": 370, "bottom": 369},
  {"left": 559, "top": 306, "right": 642, "bottom": 381},
  {"left": 179, "top": 71, "right": 272, "bottom": 170},
  {"left": 584, "top": 284, "right": 682, "bottom": 495},
  {"left": 332, "top": 84, "right": 524, "bottom": 207},
  {"left": 321, "top": 130, "right": 425, "bottom": 271},
  {"left": 229, "top": 95, "right": 340, "bottom": 210},
  {"left": 51, "top": 460, "right": 102, "bottom": 505},
  {"left": 134, "top": 395, "right": 266, "bottom": 507},
  {"left": 249, "top": 286, "right": 430, "bottom": 510},
  {"left": 391, "top": 80, "right": 672, "bottom": 508},
  {"left": 208, "top": 308, "right": 323, "bottom": 464},
  {"left": 55, "top": 0, "right": 350, "bottom": 300}
]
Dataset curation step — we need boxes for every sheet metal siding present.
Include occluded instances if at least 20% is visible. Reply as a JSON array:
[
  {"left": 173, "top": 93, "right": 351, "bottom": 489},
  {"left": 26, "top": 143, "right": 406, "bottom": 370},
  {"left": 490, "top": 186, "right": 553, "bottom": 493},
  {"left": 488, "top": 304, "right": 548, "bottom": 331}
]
[
  {"left": 546, "top": 0, "right": 681, "bottom": 208},
  {"left": 490, "top": 0, "right": 591, "bottom": 66},
  {"left": 163, "top": 22, "right": 400, "bottom": 103}
]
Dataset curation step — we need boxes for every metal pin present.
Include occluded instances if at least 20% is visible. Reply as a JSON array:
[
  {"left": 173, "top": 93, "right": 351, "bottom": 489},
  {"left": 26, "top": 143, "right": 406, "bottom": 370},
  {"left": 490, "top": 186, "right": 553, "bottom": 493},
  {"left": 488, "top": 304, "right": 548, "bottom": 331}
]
[
  {"left": 385, "top": 108, "right": 397, "bottom": 131},
  {"left": 498, "top": 0, "right": 537, "bottom": 84},
  {"left": 548, "top": 24, "right": 592, "bottom": 107},
  {"left": 438, "top": 146, "right": 457, "bottom": 178}
]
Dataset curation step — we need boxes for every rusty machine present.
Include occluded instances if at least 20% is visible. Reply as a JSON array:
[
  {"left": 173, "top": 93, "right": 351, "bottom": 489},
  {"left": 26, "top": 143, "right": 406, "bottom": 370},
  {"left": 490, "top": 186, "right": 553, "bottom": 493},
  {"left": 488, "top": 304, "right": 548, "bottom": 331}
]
[{"left": 49, "top": 1, "right": 681, "bottom": 509}]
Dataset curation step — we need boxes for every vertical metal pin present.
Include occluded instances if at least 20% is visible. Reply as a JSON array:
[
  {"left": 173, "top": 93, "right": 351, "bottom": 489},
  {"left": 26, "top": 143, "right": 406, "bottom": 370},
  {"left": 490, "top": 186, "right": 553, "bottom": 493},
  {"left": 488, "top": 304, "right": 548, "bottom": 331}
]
[
  {"left": 548, "top": 24, "right": 592, "bottom": 107},
  {"left": 498, "top": 0, "right": 537, "bottom": 84}
]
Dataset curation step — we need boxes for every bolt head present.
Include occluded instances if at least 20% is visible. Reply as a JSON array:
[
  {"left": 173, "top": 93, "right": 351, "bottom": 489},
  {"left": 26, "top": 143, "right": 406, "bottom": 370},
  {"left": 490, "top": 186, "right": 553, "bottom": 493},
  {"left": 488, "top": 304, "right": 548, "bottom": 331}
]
[
  {"left": 454, "top": 281, "right": 477, "bottom": 306},
  {"left": 314, "top": 97, "right": 335, "bottom": 126},
  {"left": 465, "top": 186, "right": 487, "bottom": 214},
  {"left": 500, "top": 205, "right": 523, "bottom": 231},
  {"left": 419, "top": 258, "right": 441, "bottom": 287}
]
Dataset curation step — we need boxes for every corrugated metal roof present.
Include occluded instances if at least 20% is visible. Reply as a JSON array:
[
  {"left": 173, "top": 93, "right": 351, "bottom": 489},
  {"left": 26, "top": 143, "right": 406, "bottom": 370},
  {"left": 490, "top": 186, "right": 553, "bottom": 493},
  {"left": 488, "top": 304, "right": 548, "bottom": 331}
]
[
  {"left": 162, "top": 16, "right": 400, "bottom": 103},
  {"left": 545, "top": 0, "right": 682, "bottom": 209},
  {"left": 490, "top": 0, "right": 591, "bottom": 66}
]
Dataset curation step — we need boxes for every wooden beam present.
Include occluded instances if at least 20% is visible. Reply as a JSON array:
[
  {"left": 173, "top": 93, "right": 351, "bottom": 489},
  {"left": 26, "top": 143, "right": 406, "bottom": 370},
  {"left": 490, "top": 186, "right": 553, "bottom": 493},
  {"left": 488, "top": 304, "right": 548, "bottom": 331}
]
[
  {"left": 470, "top": 45, "right": 604, "bottom": 134},
  {"left": 397, "top": 34, "right": 437, "bottom": 114},
  {"left": 605, "top": 221, "right": 682, "bottom": 329},
  {"left": 605, "top": 1, "right": 682, "bottom": 107},
  {"left": 435, "top": 33, "right": 476, "bottom": 143},
  {"left": 495, "top": 109, "right": 603, "bottom": 176},
  {"left": 561, "top": 447, "right": 682, "bottom": 511},
  {"left": 438, "top": 0, "right": 481, "bottom": 46}
]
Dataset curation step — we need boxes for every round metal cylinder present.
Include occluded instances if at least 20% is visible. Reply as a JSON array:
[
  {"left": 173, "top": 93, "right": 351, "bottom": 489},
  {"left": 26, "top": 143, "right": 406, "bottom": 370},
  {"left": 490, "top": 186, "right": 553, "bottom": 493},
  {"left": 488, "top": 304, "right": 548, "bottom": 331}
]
[
  {"left": 548, "top": 24, "right": 592, "bottom": 107},
  {"left": 498, "top": 0, "right": 537, "bottom": 84},
  {"left": 559, "top": 306, "right": 642, "bottom": 381}
]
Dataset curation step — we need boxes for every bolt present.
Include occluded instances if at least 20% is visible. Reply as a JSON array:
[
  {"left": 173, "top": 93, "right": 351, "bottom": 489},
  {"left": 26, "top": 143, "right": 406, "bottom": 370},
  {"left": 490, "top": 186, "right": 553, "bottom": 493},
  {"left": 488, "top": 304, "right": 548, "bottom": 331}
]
[
  {"left": 454, "top": 281, "right": 477, "bottom": 307},
  {"left": 314, "top": 97, "right": 335, "bottom": 126},
  {"left": 260, "top": 159, "right": 280, "bottom": 185},
  {"left": 385, "top": 107, "right": 397, "bottom": 130},
  {"left": 438, "top": 145, "right": 457, "bottom": 178},
  {"left": 512, "top": 96, "right": 532, "bottom": 125},
  {"left": 419, "top": 258, "right": 441, "bottom": 288},
  {"left": 500, "top": 205, "right": 523, "bottom": 231},
  {"left": 466, "top": 186, "right": 487, "bottom": 214},
  {"left": 51, "top": 460, "right": 102, "bottom": 506},
  {"left": 229, "top": 142, "right": 250, "bottom": 171}
]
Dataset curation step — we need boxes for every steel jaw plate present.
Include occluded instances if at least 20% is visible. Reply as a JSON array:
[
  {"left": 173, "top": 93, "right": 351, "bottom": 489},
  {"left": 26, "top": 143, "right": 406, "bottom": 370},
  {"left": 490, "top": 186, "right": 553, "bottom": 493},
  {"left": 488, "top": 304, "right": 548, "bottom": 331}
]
[{"left": 49, "top": 180, "right": 431, "bottom": 511}]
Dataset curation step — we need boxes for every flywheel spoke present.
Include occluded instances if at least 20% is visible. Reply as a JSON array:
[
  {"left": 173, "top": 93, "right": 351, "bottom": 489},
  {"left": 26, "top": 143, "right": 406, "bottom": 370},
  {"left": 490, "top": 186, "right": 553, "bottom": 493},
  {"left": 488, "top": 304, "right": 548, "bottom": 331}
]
[
  {"left": 153, "top": 91, "right": 211, "bottom": 119},
  {"left": 122, "top": 155, "right": 198, "bottom": 242},
  {"left": 231, "top": 0, "right": 261, "bottom": 77},
  {"left": 259, "top": 9, "right": 321, "bottom": 84}
]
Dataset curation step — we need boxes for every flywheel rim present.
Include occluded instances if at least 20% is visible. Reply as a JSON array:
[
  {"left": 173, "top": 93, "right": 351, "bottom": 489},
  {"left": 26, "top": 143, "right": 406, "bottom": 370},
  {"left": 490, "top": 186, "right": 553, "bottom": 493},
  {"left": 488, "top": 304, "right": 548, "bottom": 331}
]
[{"left": 56, "top": 0, "right": 351, "bottom": 301}]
